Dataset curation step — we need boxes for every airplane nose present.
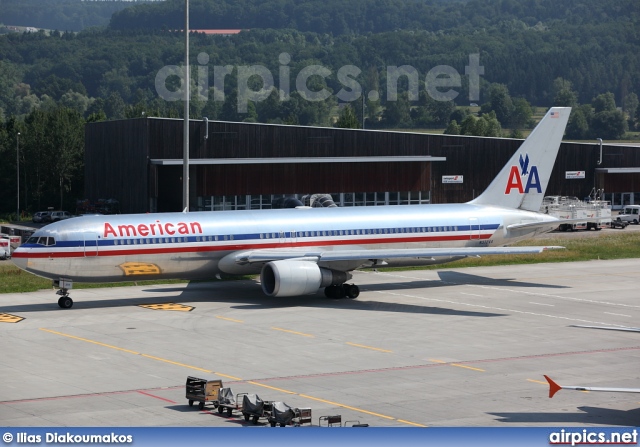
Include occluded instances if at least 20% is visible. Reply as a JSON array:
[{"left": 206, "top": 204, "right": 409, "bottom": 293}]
[{"left": 11, "top": 249, "right": 29, "bottom": 270}]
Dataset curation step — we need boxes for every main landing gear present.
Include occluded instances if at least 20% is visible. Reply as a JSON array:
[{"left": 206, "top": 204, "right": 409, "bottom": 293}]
[
  {"left": 324, "top": 283, "right": 360, "bottom": 299},
  {"left": 56, "top": 288, "right": 73, "bottom": 309}
]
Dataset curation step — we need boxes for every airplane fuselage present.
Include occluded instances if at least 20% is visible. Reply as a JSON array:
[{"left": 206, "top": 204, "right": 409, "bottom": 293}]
[{"left": 13, "top": 203, "right": 558, "bottom": 283}]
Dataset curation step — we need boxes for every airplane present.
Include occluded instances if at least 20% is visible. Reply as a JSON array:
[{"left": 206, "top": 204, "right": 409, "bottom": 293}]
[
  {"left": 12, "top": 107, "right": 573, "bottom": 309},
  {"left": 544, "top": 374, "right": 640, "bottom": 398},
  {"left": 544, "top": 325, "right": 640, "bottom": 397}
]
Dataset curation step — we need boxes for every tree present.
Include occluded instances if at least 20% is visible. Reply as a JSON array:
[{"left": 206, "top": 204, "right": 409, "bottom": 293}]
[
  {"left": 510, "top": 97, "right": 533, "bottom": 130},
  {"left": 381, "top": 93, "right": 411, "bottom": 128},
  {"left": 592, "top": 92, "right": 616, "bottom": 113},
  {"left": 591, "top": 109, "right": 628, "bottom": 140},
  {"left": 565, "top": 107, "right": 590, "bottom": 139},
  {"left": 552, "top": 77, "right": 578, "bottom": 107},
  {"left": 482, "top": 83, "right": 513, "bottom": 126},
  {"left": 623, "top": 92, "right": 638, "bottom": 129},
  {"left": 444, "top": 119, "right": 460, "bottom": 135},
  {"left": 460, "top": 115, "right": 477, "bottom": 136},
  {"left": 335, "top": 104, "right": 360, "bottom": 129}
]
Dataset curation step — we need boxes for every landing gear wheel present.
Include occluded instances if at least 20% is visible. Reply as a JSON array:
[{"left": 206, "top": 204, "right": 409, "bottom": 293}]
[
  {"left": 324, "top": 285, "right": 346, "bottom": 299},
  {"left": 57, "top": 296, "right": 73, "bottom": 309},
  {"left": 344, "top": 284, "right": 360, "bottom": 299}
]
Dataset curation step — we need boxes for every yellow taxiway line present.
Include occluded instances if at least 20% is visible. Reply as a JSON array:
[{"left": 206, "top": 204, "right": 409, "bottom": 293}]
[{"left": 38, "top": 327, "right": 424, "bottom": 427}]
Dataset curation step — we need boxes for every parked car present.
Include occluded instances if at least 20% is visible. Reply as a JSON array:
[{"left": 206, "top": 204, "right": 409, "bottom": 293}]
[
  {"left": 49, "top": 211, "right": 73, "bottom": 222},
  {"left": 32, "top": 211, "right": 51, "bottom": 223},
  {"left": 610, "top": 219, "right": 628, "bottom": 229}
]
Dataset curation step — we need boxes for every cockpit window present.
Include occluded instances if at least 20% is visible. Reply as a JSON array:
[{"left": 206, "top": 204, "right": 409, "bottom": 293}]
[{"left": 27, "top": 236, "right": 55, "bottom": 246}]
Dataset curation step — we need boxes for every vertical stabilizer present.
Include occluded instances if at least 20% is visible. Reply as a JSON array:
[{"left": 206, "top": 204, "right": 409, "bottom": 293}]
[{"left": 469, "top": 107, "right": 571, "bottom": 211}]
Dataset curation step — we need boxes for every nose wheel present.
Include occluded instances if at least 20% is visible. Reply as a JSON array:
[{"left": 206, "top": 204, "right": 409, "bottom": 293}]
[{"left": 56, "top": 289, "right": 73, "bottom": 309}]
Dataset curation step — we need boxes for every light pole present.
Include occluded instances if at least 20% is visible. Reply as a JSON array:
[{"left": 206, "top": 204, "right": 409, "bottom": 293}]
[
  {"left": 16, "top": 132, "right": 20, "bottom": 221},
  {"left": 182, "top": 0, "right": 190, "bottom": 212}
]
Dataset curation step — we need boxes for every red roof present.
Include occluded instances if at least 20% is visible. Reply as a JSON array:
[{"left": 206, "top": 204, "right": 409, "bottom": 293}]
[{"left": 192, "top": 29, "right": 244, "bottom": 35}]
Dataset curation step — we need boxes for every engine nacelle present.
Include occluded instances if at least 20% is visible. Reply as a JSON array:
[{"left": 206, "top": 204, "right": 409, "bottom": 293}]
[{"left": 260, "top": 260, "right": 350, "bottom": 297}]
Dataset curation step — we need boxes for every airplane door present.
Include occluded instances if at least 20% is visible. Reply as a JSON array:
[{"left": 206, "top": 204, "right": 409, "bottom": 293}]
[
  {"left": 469, "top": 218, "right": 480, "bottom": 240},
  {"left": 83, "top": 232, "right": 99, "bottom": 257}
]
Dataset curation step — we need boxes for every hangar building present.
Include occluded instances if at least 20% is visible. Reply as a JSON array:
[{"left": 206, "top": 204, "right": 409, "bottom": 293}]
[{"left": 84, "top": 117, "right": 640, "bottom": 214}]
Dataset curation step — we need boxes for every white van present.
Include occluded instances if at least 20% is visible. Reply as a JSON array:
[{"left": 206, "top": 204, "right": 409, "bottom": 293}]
[{"left": 616, "top": 205, "right": 640, "bottom": 224}]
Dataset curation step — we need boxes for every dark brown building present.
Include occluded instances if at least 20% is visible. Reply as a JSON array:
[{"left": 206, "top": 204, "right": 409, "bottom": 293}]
[{"left": 85, "top": 117, "right": 640, "bottom": 213}]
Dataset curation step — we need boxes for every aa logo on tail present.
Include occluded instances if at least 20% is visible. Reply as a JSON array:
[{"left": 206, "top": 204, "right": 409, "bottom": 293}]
[{"left": 504, "top": 153, "right": 542, "bottom": 194}]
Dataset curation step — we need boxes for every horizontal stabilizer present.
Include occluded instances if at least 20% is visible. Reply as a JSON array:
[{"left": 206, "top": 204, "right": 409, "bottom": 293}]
[
  {"left": 544, "top": 375, "right": 640, "bottom": 397},
  {"left": 570, "top": 325, "right": 640, "bottom": 333}
]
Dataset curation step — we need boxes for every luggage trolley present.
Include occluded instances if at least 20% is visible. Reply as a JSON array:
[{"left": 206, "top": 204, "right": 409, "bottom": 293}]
[
  {"left": 268, "top": 402, "right": 312, "bottom": 427},
  {"left": 185, "top": 376, "right": 223, "bottom": 410},
  {"left": 217, "top": 389, "right": 273, "bottom": 425},
  {"left": 241, "top": 393, "right": 273, "bottom": 425},
  {"left": 216, "top": 387, "right": 246, "bottom": 417}
]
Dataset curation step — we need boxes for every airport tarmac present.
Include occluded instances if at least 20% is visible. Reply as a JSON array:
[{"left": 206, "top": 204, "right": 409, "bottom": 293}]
[{"left": 0, "top": 259, "right": 639, "bottom": 427}]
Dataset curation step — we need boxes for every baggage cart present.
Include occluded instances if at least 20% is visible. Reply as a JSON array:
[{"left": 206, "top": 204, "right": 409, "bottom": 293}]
[
  {"left": 216, "top": 388, "right": 247, "bottom": 417},
  {"left": 185, "top": 376, "right": 222, "bottom": 410},
  {"left": 241, "top": 393, "right": 273, "bottom": 425},
  {"left": 268, "top": 402, "right": 312, "bottom": 427}
]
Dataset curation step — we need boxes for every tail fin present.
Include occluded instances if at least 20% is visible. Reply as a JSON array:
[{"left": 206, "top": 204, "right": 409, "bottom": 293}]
[{"left": 469, "top": 107, "right": 571, "bottom": 211}]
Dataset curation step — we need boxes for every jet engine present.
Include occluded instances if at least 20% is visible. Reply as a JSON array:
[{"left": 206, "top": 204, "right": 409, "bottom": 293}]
[{"left": 260, "top": 260, "right": 350, "bottom": 297}]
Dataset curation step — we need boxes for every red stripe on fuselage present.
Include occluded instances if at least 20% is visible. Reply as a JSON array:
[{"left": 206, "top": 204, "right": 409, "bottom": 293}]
[{"left": 12, "top": 234, "right": 493, "bottom": 259}]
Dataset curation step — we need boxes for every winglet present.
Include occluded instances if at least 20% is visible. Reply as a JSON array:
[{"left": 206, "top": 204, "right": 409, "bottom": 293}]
[{"left": 544, "top": 375, "right": 562, "bottom": 398}]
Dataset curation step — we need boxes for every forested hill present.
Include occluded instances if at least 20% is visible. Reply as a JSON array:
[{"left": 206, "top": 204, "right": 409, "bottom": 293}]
[
  {"left": 0, "top": 0, "right": 139, "bottom": 32},
  {"left": 109, "top": 0, "right": 638, "bottom": 34}
]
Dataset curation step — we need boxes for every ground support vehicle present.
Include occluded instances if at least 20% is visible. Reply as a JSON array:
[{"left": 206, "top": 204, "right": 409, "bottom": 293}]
[
  {"left": 0, "top": 239, "right": 10, "bottom": 260},
  {"left": 215, "top": 388, "right": 248, "bottom": 417},
  {"left": 541, "top": 196, "right": 611, "bottom": 231},
  {"left": 319, "top": 414, "right": 343, "bottom": 427},
  {"left": 268, "top": 402, "right": 312, "bottom": 427},
  {"left": 185, "top": 376, "right": 222, "bottom": 410},
  {"left": 240, "top": 393, "right": 274, "bottom": 424},
  {"left": 610, "top": 219, "right": 628, "bottom": 229},
  {"left": 616, "top": 205, "right": 640, "bottom": 225},
  {"left": 217, "top": 389, "right": 274, "bottom": 424}
]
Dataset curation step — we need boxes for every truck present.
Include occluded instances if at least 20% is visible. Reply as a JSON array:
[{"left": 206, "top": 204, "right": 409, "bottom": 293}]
[{"left": 540, "top": 194, "right": 611, "bottom": 231}]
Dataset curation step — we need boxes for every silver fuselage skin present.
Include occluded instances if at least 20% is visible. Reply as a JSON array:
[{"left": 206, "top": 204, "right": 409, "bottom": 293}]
[{"left": 12, "top": 204, "right": 559, "bottom": 283}]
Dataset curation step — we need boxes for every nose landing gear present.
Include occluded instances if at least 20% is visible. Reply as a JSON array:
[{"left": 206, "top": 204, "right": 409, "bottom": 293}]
[
  {"left": 56, "top": 289, "right": 73, "bottom": 308},
  {"left": 54, "top": 278, "right": 74, "bottom": 308}
]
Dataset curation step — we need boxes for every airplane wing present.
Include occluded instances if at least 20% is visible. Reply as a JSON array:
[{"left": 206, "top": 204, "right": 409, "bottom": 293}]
[
  {"left": 234, "top": 246, "right": 564, "bottom": 265},
  {"left": 544, "top": 375, "right": 640, "bottom": 398}
]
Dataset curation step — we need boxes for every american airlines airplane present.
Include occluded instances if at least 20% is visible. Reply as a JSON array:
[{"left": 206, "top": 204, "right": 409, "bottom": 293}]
[{"left": 13, "top": 107, "right": 573, "bottom": 309}]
